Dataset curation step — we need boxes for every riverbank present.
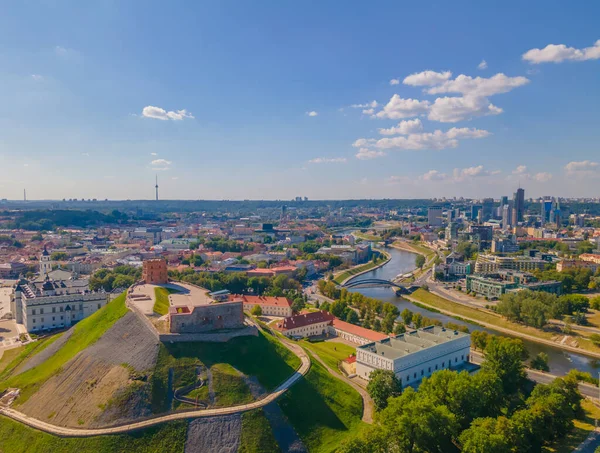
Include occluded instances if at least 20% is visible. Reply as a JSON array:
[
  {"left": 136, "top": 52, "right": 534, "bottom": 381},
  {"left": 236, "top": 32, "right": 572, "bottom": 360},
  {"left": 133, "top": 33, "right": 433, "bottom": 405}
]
[
  {"left": 333, "top": 250, "right": 391, "bottom": 285},
  {"left": 389, "top": 240, "right": 435, "bottom": 258},
  {"left": 408, "top": 289, "right": 600, "bottom": 360}
]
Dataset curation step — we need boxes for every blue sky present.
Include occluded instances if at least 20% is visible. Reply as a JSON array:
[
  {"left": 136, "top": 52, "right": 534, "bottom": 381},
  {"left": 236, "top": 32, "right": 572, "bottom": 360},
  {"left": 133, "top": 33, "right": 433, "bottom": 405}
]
[{"left": 0, "top": 1, "right": 599, "bottom": 200}]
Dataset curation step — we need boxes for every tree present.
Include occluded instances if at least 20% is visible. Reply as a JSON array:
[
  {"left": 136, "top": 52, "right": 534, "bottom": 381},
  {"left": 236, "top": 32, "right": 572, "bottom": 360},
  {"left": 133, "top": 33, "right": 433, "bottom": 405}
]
[
  {"left": 345, "top": 309, "right": 359, "bottom": 325},
  {"left": 415, "top": 254, "right": 426, "bottom": 269},
  {"left": 459, "top": 417, "right": 513, "bottom": 453},
  {"left": 367, "top": 369, "right": 402, "bottom": 411},
  {"left": 373, "top": 318, "right": 382, "bottom": 332},
  {"left": 412, "top": 312, "right": 424, "bottom": 329},
  {"left": 590, "top": 333, "right": 600, "bottom": 347},
  {"left": 291, "top": 297, "right": 305, "bottom": 313},
  {"left": 330, "top": 300, "right": 349, "bottom": 318},
  {"left": 381, "top": 312, "right": 396, "bottom": 333},
  {"left": 401, "top": 308, "right": 413, "bottom": 326},
  {"left": 393, "top": 323, "right": 406, "bottom": 335},
  {"left": 530, "top": 352, "right": 550, "bottom": 372},
  {"left": 250, "top": 305, "right": 262, "bottom": 316},
  {"left": 50, "top": 251, "right": 68, "bottom": 261},
  {"left": 471, "top": 330, "right": 490, "bottom": 351},
  {"left": 482, "top": 336, "right": 528, "bottom": 396}
]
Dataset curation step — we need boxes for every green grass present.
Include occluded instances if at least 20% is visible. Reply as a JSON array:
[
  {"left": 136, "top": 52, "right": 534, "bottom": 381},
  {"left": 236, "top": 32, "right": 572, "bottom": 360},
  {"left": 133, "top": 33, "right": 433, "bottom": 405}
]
[
  {"left": 151, "top": 330, "right": 300, "bottom": 414},
  {"left": 153, "top": 287, "right": 179, "bottom": 316},
  {"left": 0, "top": 293, "right": 128, "bottom": 404},
  {"left": 0, "top": 416, "right": 187, "bottom": 453},
  {"left": 239, "top": 409, "right": 281, "bottom": 453},
  {"left": 300, "top": 340, "right": 356, "bottom": 375},
  {"left": 211, "top": 363, "right": 253, "bottom": 407},
  {"left": 278, "top": 351, "right": 365, "bottom": 453},
  {"left": 186, "top": 385, "right": 209, "bottom": 401}
]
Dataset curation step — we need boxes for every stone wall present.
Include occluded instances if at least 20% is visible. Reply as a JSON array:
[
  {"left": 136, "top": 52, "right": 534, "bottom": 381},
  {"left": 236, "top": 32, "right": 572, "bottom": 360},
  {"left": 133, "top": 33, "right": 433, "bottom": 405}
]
[{"left": 169, "top": 301, "right": 244, "bottom": 334}]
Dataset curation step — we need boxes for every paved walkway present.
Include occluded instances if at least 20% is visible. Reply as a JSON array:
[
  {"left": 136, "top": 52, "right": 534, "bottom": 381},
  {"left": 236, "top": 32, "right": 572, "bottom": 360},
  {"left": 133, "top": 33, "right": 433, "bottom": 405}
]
[
  {"left": 0, "top": 333, "right": 310, "bottom": 438},
  {"left": 308, "top": 348, "right": 374, "bottom": 424},
  {"left": 574, "top": 428, "right": 600, "bottom": 453}
]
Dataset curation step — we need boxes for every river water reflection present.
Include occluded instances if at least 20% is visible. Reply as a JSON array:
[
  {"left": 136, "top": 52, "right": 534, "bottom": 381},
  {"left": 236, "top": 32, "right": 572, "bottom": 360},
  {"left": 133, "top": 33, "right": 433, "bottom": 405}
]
[{"left": 348, "top": 245, "right": 599, "bottom": 377}]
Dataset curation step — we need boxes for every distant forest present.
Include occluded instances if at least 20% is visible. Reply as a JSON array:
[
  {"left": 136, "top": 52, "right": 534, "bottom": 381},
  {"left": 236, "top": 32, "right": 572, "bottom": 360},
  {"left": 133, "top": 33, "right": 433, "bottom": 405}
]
[{"left": 2, "top": 209, "right": 129, "bottom": 230}]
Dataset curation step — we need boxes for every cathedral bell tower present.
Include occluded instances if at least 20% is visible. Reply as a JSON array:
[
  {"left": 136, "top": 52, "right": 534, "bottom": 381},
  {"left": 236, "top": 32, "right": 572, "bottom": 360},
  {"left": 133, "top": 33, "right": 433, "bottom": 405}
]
[{"left": 39, "top": 245, "right": 53, "bottom": 276}]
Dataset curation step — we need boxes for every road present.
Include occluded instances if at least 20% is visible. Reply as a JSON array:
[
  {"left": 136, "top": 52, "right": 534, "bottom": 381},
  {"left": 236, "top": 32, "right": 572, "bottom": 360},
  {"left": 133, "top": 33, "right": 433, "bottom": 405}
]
[{"left": 0, "top": 334, "right": 311, "bottom": 438}]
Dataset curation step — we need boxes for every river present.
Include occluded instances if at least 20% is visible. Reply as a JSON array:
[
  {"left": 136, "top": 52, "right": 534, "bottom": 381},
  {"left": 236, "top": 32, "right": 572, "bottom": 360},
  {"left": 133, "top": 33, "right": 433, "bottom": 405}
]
[{"left": 347, "top": 244, "right": 600, "bottom": 377}]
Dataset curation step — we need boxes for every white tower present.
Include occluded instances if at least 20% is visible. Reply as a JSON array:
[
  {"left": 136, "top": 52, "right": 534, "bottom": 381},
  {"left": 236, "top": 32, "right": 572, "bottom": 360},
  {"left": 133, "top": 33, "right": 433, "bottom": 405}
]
[{"left": 39, "top": 246, "right": 53, "bottom": 275}]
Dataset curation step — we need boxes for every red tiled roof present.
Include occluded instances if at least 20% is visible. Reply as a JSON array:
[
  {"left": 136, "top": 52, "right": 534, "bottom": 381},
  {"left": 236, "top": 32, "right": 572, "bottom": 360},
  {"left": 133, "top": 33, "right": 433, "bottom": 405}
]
[
  {"left": 231, "top": 295, "right": 292, "bottom": 308},
  {"left": 246, "top": 269, "right": 275, "bottom": 276},
  {"left": 343, "top": 355, "right": 357, "bottom": 364},
  {"left": 274, "top": 311, "right": 335, "bottom": 331},
  {"left": 331, "top": 318, "right": 389, "bottom": 342}
]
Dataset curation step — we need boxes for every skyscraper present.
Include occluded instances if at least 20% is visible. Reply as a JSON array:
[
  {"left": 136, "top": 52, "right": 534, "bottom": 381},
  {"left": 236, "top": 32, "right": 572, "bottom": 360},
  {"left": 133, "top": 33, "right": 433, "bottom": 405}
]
[
  {"left": 428, "top": 206, "right": 443, "bottom": 227},
  {"left": 512, "top": 188, "right": 524, "bottom": 226},
  {"left": 482, "top": 198, "right": 494, "bottom": 222},
  {"left": 502, "top": 204, "right": 512, "bottom": 228}
]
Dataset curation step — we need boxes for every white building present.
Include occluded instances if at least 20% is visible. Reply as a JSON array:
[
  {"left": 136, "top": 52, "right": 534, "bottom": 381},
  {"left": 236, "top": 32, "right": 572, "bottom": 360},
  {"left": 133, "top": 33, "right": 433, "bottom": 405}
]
[
  {"left": 39, "top": 246, "right": 53, "bottom": 275},
  {"left": 274, "top": 311, "right": 335, "bottom": 338},
  {"left": 232, "top": 295, "right": 293, "bottom": 317},
  {"left": 428, "top": 206, "right": 443, "bottom": 227},
  {"left": 356, "top": 326, "right": 470, "bottom": 386}
]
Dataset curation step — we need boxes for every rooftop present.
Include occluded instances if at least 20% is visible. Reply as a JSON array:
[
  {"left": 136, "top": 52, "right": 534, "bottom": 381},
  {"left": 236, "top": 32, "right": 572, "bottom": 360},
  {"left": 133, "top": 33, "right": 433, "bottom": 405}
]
[{"left": 358, "top": 326, "right": 469, "bottom": 360}]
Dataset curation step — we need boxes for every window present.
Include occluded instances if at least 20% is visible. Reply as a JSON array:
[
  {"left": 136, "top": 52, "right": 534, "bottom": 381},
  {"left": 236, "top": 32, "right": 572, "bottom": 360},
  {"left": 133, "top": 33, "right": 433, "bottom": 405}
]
[
  {"left": 435, "top": 365, "right": 438, "bottom": 370},
  {"left": 421, "top": 370, "right": 424, "bottom": 376},
  {"left": 79, "top": 304, "right": 83, "bottom": 311},
  {"left": 52, "top": 307, "right": 56, "bottom": 313},
  {"left": 428, "top": 367, "right": 431, "bottom": 373},
  {"left": 61, "top": 316, "right": 63, "bottom": 320},
  {"left": 442, "top": 362, "right": 445, "bottom": 367},
  {"left": 40, "top": 308, "right": 44, "bottom": 314},
  {"left": 41, "top": 317, "right": 44, "bottom": 322},
  {"left": 33, "top": 319, "right": 36, "bottom": 323},
  {"left": 60, "top": 307, "right": 64, "bottom": 312},
  {"left": 455, "top": 357, "right": 458, "bottom": 363},
  {"left": 97, "top": 304, "right": 101, "bottom": 310},
  {"left": 414, "top": 373, "right": 417, "bottom": 379},
  {"left": 52, "top": 316, "right": 55, "bottom": 321},
  {"left": 406, "top": 376, "right": 409, "bottom": 382},
  {"left": 32, "top": 309, "right": 36, "bottom": 315},
  {"left": 461, "top": 355, "right": 464, "bottom": 360}
]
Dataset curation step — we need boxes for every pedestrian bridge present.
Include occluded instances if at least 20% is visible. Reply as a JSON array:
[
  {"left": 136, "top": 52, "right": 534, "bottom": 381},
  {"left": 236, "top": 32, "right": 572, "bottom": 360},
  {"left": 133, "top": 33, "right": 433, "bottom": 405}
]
[{"left": 342, "top": 278, "right": 405, "bottom": 289}]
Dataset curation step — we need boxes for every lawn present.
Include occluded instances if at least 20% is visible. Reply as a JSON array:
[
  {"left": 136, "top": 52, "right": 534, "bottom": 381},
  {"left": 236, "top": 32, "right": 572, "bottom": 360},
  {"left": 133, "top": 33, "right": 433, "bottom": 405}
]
[
  {"left": 0, "top": 416, "right": 187, "bottom": 453},
  {"left": 211, "top": 363, "right": 253, "bottom": 407},
  {"left": 151, "top": 329, "right": 301, "bottom": 413},
  {"left": 0, "top": 333, "right": 62, "bottom": 377},
  {"left": 410, "top": 289, "right": 600, "bottom": 354},
  {"left": 153, "top": 287, "right": 179, "bottom": 316},
  {"left": 278, "top": 351, "right": 365, "bottom": 453},
  {"left": 543, "top": 399, "right": 600, "bottom": 453},
  {"left": 300, "top": 340, "right": 356, "bottom": 375},
  {"left": 239, "top": 409, "right": 281, "bottom": 453},
  {"left": 0, "top": 293, "right": 128, "bottom": 404}
]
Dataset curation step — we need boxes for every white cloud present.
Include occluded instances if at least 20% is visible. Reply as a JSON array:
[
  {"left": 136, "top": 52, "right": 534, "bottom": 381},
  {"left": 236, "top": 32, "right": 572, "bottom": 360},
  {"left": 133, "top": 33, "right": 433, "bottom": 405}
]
[
  {"left": 151, "top": 158, "right": 172, "bottom": 170},
  {"left": 533, "top": 172, "right": 553, "bottom": 182},
  {"left": 54, "top": 46, "right": 69, "bottom": 56},
  {"left": 565, "top": 160, "right": 599, "bottom": 176},
  {"left": 81, "top": 152, "right": 90, "bottom": 157},
  {"left": 362, "top": 108, "right": 375, "bottom": 115},
  {"left": 428, "top": 96, "right": 503, "bottom": 123},
  {"left": 389, "top": 79, "right": 400, "bottom": 85},
  {"left": 477, "top": 60, "right": 488, "bottom": 70},
  {"left": 453, "top": 165, "right": 495, "bottom": 181},
  {"left": 351, "top": 101, "right": 378, "bottom": 109},
  {"left": 523, "top": 40, "right": 600, "bottom": 64},
  {"left": 358, "top": 127, "right": 490, "bottom": 151},
  {"left": 306, "top": 111, "right": 318, "bottom": 117},
  {"left": 426, "top": 73, "right": 530, "bottom": 97},
  {"left": 513, "top": 165, "right": 528, "bottom": 175},
  {"left": 31, "top": 74, "right": 44, "bottom": 81},
  {"left": 150, "top": 152, "right": 158, "bottom": 156},
  {"left": 142, "top": 106, "right": 194, "bottom": 121},
  {"left": 355, "top": 148, "right": 386, "bottom": 160},
  {"left": 308, "top": 157, "right": 347, "bottom": 164},
  {"left": 375, "top": 95, "right": 431, "bottom": 119},
  {"left": 385, "top": 175, "right": 413, "bottom": 185},
  {"left": 378, "top": 119, "right": 423, "bottom": 136},
  {"left": 422, "top": 170, "right": 448, "bottom": 181},
  {"left": 403, "top": 70, "right": 452, "bottom": 86},
  {"left": 172, "top": 176, "right": 179, "bottom": 180}
]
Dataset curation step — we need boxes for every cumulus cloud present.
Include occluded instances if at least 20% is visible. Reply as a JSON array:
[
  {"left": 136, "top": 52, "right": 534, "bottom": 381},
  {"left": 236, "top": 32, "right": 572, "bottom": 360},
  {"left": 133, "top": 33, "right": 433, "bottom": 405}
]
[
  {"left": 389, "top": 79, "right": 400, "bottom": 85},
  {"left": 142, "top": 106, "right": 194, "bottom": 121},
  {"left": 533, "top": 172, "right": 553, "bottom": 182},
  {"left": 523, "top": 40, "right": 600, "bottom": 64},
  {"left": 452, "top": 165, "right": 498, "bottom": 181},
  {"left": 306, "top": 111, "right": 318, "bottom": 117},
  {"left": 31, "top": 74, "right": 44, "bottom": 81},
  {"left": 428, "top": 96, "right": 503, "bottom": 123},
  {"left": 426, "top": 73, "right": 530, "bottom": 97},
  {"left": 509, "top": 165, "right": 552, "bottom": 182},
  {"left": 375, "top": 95, "right": 431, "bottom": 119},
  {"left": 308, "top": 157, "right": 347, "bottom": 164},
  {"left": 565, "top": 160, "right": 599, "bottom": 176},
  {"left": 513, "top": 165, "right": 528, "bottom": 175},
  {"left": 422, "top": 170, "right": 448, "bottom": 181},
  {"left": 355, "top": 148, "right": 386, "bottom": 160},
  {"left": 355, "top": 127, "right": 490, "bottom": 151},
  {"left": 403, "top": 70, "right": 452, "bottom": 86},
  {"left": 477, "top": 60, "right": 488, "bottom": 70},
  {"left": 378, "top": 119, "right": 423, "bottom": 136},
  {"left": 150, "top": 158, "right": 172, "bottom": 170},
  {"left": 351, "top": 101, "right": 378, "bottom": 109}
]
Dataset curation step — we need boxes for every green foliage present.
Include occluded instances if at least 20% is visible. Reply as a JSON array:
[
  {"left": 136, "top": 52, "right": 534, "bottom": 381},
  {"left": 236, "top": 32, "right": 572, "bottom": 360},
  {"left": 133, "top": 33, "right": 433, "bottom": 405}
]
[
  {"left": 153, "top": 287, "right": 174, "bottom": 316},
  {"left": 8, "top": 209, "right": 128, "bottom": 231},
  {"left": 0, "top": 293, "right": 128, "bottom": 403},
  {"left": 366, "top": 369, "right": 402, "bottom": 411},
  {"left": 530, "top": 352, "right": 550, "bottom": 372},
  {"left": 0, "top": 416, "right": 187, "bottom": 453},
  {"left": 415, "top": 254, "right": 426, "bottom": 269},
  {"left": 250, "top": 304, "right": 263, "bottom": 316},
  {"left": 470, "top": 330, "right": 490, "bottom": 351},
  {"left": 50, "top": 252, "right": 68, "bottom": 261},
  {"left": 481, "top": 336, "right": 528, "bottom": 396},
  {"left": 535, "top": 267, "right": 593, "bottom": 293},
  {"left": 89, "top": 266, "right": 141, "bottom": 292}
]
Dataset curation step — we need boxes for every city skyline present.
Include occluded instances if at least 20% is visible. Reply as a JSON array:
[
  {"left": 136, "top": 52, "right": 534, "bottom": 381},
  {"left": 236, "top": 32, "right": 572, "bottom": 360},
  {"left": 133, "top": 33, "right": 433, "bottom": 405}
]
[{"left": 0, "top": 2, "right": 599, "bottom": 200}]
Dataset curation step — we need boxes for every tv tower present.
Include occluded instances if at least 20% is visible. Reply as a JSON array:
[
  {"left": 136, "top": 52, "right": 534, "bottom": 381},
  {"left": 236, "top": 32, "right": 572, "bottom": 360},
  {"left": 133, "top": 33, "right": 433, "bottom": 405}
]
[{"left": 155, "top": 175, "right": 159, "bottom": 201}]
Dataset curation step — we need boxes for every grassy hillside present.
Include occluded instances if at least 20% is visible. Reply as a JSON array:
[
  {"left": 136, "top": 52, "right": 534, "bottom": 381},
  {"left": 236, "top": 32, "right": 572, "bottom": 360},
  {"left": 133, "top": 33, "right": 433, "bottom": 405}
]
[
  {"left": 0, "top": 293, "right": 128, "bottom": 403},
  {"left": 211, "top": 363, "right": 253, "bottom": 408},
  {"left": 278, "top": 351, "right": 365, "bottom": 453},
  {"left": 0, "top": 416, "right": 186, "bottom": 453},
  {"left": 151, "top": 329, "right": 301, "bottom": 413},
  {"left": 239, "top": 409, "right": 281, "bottom": 453},
  {"left": 0, "top": 334, "right": 63, "bottom": 378},
  {"left": 153, "top": 287, "right": 180, "bottom": 316},
  {"left": 300, "top": 340, "right": 355, "bottom": 375}
]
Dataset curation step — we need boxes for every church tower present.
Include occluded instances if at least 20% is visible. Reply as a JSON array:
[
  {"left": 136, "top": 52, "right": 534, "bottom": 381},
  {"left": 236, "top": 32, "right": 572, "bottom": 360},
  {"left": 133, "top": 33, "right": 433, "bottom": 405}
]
[{"left": 39, "top": 245, "right": 53, "bottom": 276}]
